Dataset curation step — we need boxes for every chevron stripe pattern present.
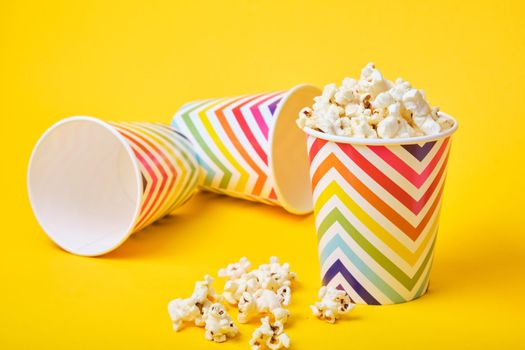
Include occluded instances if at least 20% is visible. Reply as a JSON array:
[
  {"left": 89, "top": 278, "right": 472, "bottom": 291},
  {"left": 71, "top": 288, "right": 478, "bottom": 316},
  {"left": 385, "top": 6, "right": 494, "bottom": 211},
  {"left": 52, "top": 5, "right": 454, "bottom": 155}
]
[
  {"left": 308, "top": 135, "right": 453, "bottom": 304},
  {"left": 172, "top": 91, "right": 287, "bottom": 206},
  {"left": 109, "top": 122, "right": 199, "bottom": 233}
]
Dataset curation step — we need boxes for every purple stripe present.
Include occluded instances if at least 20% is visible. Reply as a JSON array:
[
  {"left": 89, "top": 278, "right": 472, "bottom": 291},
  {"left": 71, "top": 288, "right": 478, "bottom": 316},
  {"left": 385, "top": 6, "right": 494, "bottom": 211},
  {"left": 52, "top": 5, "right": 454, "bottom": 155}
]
[
  {"left": 249, "top": 94, "right": 279, "bottom": 140},
  {"left": 323, "top": 259, "right": 380, "bottom": 305},
  {"left": 268, "top": 98, "right": 281, "bottom": 115},
  {"left": 402, "top": 141, "right": 437, "bottom": 161}
]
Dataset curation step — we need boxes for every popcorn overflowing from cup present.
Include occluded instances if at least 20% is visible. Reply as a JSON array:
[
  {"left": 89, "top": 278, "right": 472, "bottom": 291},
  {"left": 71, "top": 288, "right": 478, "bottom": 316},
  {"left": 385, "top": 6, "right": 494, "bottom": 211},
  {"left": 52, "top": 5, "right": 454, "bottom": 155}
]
[
  {"left": 168, "top": 257, "right": 355, "bottom": 346},
  {"left": 296, "top": 62, "right": 455, "bottom": 138}
]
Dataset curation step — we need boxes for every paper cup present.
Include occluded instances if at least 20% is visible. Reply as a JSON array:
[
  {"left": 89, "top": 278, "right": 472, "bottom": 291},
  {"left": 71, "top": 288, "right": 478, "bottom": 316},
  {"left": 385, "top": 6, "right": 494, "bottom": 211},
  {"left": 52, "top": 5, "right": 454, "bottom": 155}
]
[
  {"left": 305, "top": 116, "right": 458, "bottom": 304},
  {"left": 172, "top": 84, "right": 321, "bottom": 214},
  {"left": 27, "top": 117, "right": 199, "bottom": 256}
]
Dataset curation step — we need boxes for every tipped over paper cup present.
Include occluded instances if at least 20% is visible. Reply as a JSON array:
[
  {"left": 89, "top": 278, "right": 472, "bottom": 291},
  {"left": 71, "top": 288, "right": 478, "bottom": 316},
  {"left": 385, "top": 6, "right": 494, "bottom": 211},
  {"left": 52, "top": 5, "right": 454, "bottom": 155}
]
[
  {"left": 305, "top": 116, "right": 458, "bottom": 304},
  {"left": 27, "top": 117, "right": 199, "bottom": 256},
  {"left": 172, "top": 84, "right": 321, "bottom": 214}
]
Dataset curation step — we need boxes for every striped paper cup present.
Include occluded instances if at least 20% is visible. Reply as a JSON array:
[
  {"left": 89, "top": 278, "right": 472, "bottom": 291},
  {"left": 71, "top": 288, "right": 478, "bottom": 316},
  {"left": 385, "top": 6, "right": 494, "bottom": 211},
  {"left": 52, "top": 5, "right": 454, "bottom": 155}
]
[
  {"left": 172, "top": 84, "right": 321, "bottom": 214},
  {"left": 305, "top": 116, "right": 458, "bottom": 304},
  {"left": 27, "top": 117, "right": 199, "bottom": 256}
]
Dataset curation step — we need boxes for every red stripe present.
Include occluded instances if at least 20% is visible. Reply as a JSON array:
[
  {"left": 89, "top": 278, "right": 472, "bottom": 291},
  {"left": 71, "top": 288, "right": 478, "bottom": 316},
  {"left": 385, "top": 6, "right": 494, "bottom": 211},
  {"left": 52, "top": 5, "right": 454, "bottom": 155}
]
[
  {"left": 368, "top": 138, "right": 449, "bottom": 188},
  {"left": 117, "top": 129, "right": 166, "bottom": 230},
  {"left": 232, "top": 94, "right": 269, "bottom": 165},
  {"left": 312, "top": 152, "right": 445, "bottom": 241},
  {"left": 215, "top": 96, "right": 268, "bottom": 196},
  {"left": 122, "top": 128, "right": 173, "bottom": 230},
  {"left": 130, "top": 148, "right": 157, "bottom": 226},
  {"left": 114, "top": 125, "right": 175, "bottom": 230},
  {"left": 338, "top": 143, "right": 449, "bottom": 215},
  {"left": 249, "top": 91, "right": 283, "bottom": 140},
  {"left": 308, "top": 137, "right": 327, "bottom": 163},
  {"left": 132, "top": 125, "right": 181, "bottom": 221}
]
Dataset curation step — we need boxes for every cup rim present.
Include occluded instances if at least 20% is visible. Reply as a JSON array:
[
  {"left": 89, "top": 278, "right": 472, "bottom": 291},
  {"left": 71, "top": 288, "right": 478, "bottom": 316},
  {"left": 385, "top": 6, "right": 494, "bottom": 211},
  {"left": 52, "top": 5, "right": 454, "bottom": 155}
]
[
  {"left": 269, "top": 83, "right": 321, "bottom": 215},
  {"left": 27, "top": 116, "right": 143, "bottom": 256},
  {"left": 302, "top": 113, "right": 458, "bottom": 145}
]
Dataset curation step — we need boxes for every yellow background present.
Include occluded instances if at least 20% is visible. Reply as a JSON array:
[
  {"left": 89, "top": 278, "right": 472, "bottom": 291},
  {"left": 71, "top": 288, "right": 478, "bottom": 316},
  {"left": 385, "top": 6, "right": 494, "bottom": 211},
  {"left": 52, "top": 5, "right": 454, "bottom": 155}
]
[{"left": 2, "top": 0, "right": 524, "bottom": 348}]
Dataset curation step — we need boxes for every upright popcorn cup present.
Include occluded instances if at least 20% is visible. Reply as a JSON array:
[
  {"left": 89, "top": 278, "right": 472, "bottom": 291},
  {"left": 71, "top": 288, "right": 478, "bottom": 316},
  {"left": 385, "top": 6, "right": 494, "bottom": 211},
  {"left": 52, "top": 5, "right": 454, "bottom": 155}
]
[
  {"left": 172, "top": 84, "right": 321, "bottom": 214},
  {"left": 27, "top": 117, "right": 199, "bottom": 256},
  {"left": 305, "top": 116, "right": 458, "bottom": 304}
]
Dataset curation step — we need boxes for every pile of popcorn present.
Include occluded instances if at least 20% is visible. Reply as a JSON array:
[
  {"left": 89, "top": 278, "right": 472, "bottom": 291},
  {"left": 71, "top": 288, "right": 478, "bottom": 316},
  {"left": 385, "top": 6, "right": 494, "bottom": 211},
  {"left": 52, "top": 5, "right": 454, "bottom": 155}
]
[
  {"left": 297, "top": 63, "right": 455, "bottom": 139},
  {"left": 167, "top": 257, "right": 354, "bottom": 348}
]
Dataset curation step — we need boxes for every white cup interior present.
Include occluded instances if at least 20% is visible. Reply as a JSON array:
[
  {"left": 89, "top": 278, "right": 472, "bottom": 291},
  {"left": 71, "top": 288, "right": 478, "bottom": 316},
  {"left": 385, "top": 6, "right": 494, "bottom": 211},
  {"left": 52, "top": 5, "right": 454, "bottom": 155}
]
[
  {"left": 271, "top": 84, "right": 321, "bottom": 215},
  {"left": 27, "top": 117, "right": 142, "bottom": 256}
]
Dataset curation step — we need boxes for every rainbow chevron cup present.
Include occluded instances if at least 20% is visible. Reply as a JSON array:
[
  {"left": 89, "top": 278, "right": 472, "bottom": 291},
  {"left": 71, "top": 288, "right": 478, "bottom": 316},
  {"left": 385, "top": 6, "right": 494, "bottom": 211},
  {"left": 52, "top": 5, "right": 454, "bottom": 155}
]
[
  {"left": 172, "top": 85, "right": 321, "bottom": 214},
  {"left": 305, "top": 116, "right": 458, "bottom": 304},
  {"left": 28, "top": 117, "right": 199, "bottom": 256}
]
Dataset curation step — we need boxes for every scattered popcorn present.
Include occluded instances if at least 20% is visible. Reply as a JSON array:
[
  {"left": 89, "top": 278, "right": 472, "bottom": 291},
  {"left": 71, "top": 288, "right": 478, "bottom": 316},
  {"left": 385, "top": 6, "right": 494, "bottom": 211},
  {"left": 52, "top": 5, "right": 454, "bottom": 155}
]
[
  {"left": 310, "top": 286, "right": 354, "bottom": 324},
  {"left": 167, "top": 275, "right": 219, "bottom": 330},
  {"left": 203, "top": 303, "right": 238, "bottom": 343},
  {"left": 296, "top": 63, "right": 455, "bottom": 138},
  {"left": 250, "top": 316, "right": 290, "bottom": 350},
  {"left": 238, "top": 286, "right": 291, "bottom": 324},
  {"left": 168, "top": 257, "right": 299, "bottom": 347},
  {"left": 218, "top": 257, "right": 296, "bottom": 305}
]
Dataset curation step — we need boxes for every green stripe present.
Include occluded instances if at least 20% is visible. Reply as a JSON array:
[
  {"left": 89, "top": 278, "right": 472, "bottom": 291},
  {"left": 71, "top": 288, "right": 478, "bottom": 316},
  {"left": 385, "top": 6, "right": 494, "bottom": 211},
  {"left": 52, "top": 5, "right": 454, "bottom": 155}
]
[
  {"left": 181, "top": 99, "right": 232, "bottom": 188},
  {"left": 137, "top": 123, "right": 199, "bottom": 213},
  {"left": 320, "top": 233, "right": 405, "bottom": 303},
  {"left": 318, "top": 207, "right": 435, "bottom": 290},
  {"left": 172, "top": 101, "right": 216, "bottom": 186},
  {"left": 414, "top": 260, "right": 433, "bottom": 299}
]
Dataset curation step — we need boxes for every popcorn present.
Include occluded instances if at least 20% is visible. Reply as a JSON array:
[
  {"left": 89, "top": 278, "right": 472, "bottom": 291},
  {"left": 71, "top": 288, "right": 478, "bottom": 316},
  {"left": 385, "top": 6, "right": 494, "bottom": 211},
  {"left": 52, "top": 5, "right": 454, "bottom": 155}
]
[
  {"left": 192, "top": 275, "right": 219, "bottom": 303},
  {"left": 334, "top": 116, "right": 352, "bottom": 136},
  {"left": 402, "top": 88, "right": 431, "bottom": 117},
  {"left": 169, "top": 257, "right": 298, "bottom": 347},
  {"left": 167, "top": 297, "right": 202, "bottom": 331},
  {"left": 203, "top": 303, "right": 238, "bottom": 343},
  {"left": 350, "top": 116, "right": 378, "bottom": 138},
  {"left": 255, "top": 257, "right": 297, "bottom": 290},
  {"left": 358, "top": 63, "right": 391, "bottom": 98},
  {"left": 372, "top": 91, "right": 395, "bottom": 110},
  {"left": 414, "top": 116, "right": 441, "bottom": 136},
  {"left": 222, "top": 274, "right": 259, "bottom": 305},
  {"left": 436, "top": 112, "right": 455, "bottom": 130},
  {"left": 390, "top": 78, "right": 411, "bottom": 101},
  {"left": 310, "top": 286, "right": 354, "bottom": 323},
  {"left": 167, "top": 275, "right": 219, "bottom": 330},
  {"left": 296, "top": 63, "right": 455, "bottom": 138},
  {"left": 250, "top": 316, "right": 290, "bottom": 350},
  {"left": 218, "top": 257, "right": 252, "bottom": 280},
  {"left": 321, "top": 83, "right": 338, "bottom": 101},
  {"left": 377, "top": 116, "right": 401, "bottom": 139},
  {"left": 218, "top": 257, "right": 297, "bottom": 306},
  {"left": 334, "top": 85, "right": 356, "bottom": 105},
  {"left": 238, "top": 286, "right": 291, "bottom": 324}
]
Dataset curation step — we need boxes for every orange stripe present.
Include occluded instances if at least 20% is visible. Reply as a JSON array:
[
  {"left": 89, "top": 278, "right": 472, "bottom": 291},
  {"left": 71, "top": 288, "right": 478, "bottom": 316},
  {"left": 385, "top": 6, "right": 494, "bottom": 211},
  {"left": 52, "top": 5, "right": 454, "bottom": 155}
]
[
  {"left": 312, "top": 153, "right": 445, "bottom": 241},
  {"left": 112, "top": 124, "right": 176, "bottom": 230},
  {"left": 215, "top": 95, "right": 268, "bottom": 196}
]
